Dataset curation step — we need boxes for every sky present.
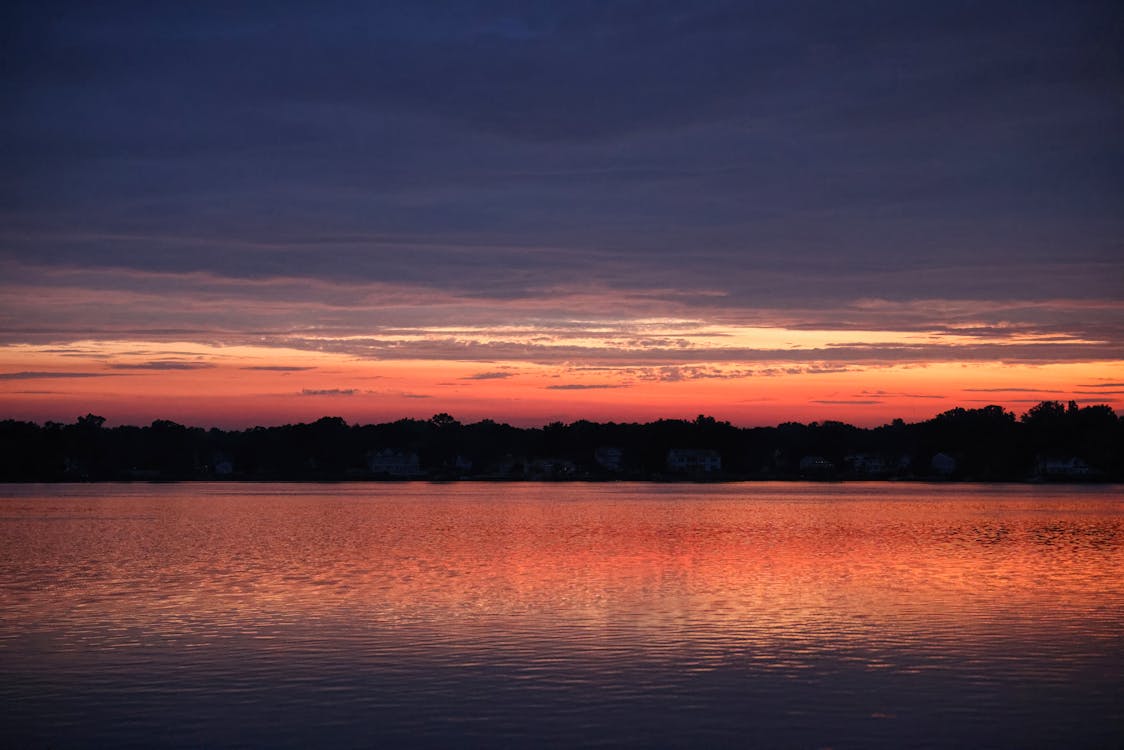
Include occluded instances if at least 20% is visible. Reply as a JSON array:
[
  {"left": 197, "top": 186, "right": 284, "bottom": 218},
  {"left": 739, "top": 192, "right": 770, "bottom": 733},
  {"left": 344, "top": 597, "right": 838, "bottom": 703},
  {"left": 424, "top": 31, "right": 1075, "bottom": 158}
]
[{"left": 2, "top": 0, "right": 1122, "bottom": 428}]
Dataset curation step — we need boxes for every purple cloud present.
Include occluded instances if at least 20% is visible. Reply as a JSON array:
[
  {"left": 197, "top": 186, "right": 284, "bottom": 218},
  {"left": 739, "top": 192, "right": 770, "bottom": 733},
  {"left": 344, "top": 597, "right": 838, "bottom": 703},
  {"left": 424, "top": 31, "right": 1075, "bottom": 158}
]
[{"left": 0, "top": 371, "right": 111, "bottom": 380}]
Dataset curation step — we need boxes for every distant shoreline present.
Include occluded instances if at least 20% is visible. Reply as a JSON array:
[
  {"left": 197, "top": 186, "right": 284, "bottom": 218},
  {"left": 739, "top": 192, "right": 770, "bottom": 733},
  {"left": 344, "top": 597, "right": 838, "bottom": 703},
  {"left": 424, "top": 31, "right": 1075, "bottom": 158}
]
[
  {"left": 3, "top": 401, "right": 1120, "bottom": 483},
  {"left": 1, "top": 476, "right": 1118, "bottom": 486}
]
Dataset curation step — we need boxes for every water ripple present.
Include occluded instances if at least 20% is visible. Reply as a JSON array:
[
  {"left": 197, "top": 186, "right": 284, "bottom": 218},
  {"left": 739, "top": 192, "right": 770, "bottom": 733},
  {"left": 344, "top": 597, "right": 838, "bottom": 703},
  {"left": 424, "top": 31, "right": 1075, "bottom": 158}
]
[{"left": 1, "top": 482, "right": 1121, "bottom": 748}]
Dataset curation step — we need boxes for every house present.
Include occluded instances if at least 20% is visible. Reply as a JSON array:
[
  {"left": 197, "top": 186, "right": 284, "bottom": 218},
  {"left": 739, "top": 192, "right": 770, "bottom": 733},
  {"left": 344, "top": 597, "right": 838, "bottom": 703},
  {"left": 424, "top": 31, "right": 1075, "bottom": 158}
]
[
  {"left": 211, "top": 453, "right": 234, "bottom": 476},
  {"left": 527, "top": 458, "right": 577, "bottom": 479},
  {"left": 845, "top": 454, "right": 887, "bottom": 477},
  {"left": 367, "top": 449, "right": 422, "bottom": 477},
  {"left": 667, "top": 448, "right": 721, "bottom": 473},
  {"left": 594, "top": 446, "right": 623, "bottom": 472},
  {"left": 485, "top": 454, "right": 525, "bottom": 478},
  {"left": 1039, "top": 457, "right": 1092, "bottom": 479},
  {"left": 931, "top": 452, "right": 957, "bottom": 476},
  {"left": 799, "top": 455, "right": 835, "bottom": 476}
]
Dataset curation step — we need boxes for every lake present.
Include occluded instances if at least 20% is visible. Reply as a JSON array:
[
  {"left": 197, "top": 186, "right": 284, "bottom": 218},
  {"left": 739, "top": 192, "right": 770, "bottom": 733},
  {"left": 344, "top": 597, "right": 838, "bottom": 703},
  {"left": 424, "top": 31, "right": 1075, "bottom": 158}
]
[{"left": 1, "top": 482, "right": 1121, "bottom": 748}]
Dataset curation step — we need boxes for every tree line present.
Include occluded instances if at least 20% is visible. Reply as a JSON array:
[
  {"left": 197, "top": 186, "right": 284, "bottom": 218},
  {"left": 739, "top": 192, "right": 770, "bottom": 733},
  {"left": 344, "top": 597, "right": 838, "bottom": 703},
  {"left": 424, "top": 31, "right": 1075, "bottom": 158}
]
[{"left": 0, "top": 401, "right": 1119, "bottom": 482}]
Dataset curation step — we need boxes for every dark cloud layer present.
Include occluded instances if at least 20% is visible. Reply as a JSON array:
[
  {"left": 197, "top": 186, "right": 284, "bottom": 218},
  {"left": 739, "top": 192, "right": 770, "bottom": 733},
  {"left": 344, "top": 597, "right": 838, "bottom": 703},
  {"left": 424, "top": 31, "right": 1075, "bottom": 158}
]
[{"left": 2, "top": 1, "right": 1121, "bottom": 354}]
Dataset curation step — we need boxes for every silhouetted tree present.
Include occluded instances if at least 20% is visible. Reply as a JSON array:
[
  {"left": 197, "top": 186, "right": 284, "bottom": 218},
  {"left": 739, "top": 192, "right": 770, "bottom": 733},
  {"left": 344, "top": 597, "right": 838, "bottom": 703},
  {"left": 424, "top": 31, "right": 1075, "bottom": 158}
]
[{"left": 0, "top": 402, "right": 1119, "bottom": 482}]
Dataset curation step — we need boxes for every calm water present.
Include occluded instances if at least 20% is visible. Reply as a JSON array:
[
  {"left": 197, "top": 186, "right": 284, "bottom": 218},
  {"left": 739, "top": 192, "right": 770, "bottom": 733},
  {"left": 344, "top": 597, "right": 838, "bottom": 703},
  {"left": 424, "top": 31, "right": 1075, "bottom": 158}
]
[{"left": 0, "top": 482, "right": 1121, "bottom": 748}]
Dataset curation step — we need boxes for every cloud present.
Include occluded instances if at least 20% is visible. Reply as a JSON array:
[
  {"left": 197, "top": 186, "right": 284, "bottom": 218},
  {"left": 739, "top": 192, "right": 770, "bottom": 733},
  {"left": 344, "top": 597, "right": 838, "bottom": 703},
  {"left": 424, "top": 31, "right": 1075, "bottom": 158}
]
[
  {"left": 628, "top": 365, "right": 755, "bottom": 382},
  {"left": 545, "top": 384, "right": 629, "bottom": 390},
  {"left": 300, "top": 388, "right": 357, "bottom": 396},
  {"left": 964, "top": 387, "right": 1051, "bottom": 393},
  {"left": 0, "top": 1, "right": 1120, "bottom": 396},
  {"left": 462, "top": 371, "right": 514, "bottom": 380},
  {"left": 0, "top": 371, "right": 109, "bottom": 380},
  {"left": 812, "top": 399, "right": 883, "bottom": 405},
  {"left": 241, "top": 365, "right": 316, "bottom": 372},
  {"left": 966, "top": 398, "right": 1068, "bottom": 404},
  {"left": 858, "top": 390, "right": 945, "bottom": 400},
  {"left": 2, "top": 257, "right": 1121, "bottom": 373},
  {"left": 2, "top": 0, "right": 1120, "bottom": 289},
  {"left": 258, "top": 333, "right": 1121, "bottom": 368},
  {"left": 108, "top": 361, "right": 214, "bottom": 370}
]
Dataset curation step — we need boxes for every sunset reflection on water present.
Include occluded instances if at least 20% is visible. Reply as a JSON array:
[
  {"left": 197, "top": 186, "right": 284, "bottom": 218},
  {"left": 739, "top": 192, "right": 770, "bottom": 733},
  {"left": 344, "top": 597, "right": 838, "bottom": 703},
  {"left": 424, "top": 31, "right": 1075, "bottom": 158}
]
[{"left": 1, "top": 482, "right": 1121, "bottom": 748}]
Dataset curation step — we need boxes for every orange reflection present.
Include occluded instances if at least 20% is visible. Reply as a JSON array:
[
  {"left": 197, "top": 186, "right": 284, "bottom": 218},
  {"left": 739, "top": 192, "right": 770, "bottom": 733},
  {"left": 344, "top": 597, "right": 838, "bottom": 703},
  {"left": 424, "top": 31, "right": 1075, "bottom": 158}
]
[{"left": 2, "top": 483, "right": 1121, "bottom": 662}]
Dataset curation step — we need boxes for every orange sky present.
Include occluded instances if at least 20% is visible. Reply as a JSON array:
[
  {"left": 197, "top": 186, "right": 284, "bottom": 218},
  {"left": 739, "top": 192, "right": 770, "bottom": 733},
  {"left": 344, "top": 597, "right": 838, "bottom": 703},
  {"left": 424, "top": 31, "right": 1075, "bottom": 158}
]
[{"left": 2, "top": 330, "right": 1121, "bottom": 427}]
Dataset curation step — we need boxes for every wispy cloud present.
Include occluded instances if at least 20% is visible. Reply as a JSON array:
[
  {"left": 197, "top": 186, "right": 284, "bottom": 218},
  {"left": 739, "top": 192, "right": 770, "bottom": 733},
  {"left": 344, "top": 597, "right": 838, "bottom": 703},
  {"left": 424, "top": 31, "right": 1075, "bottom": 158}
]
[
  {"left": 300, "top": 388, "right": 358, "bottom": 396},
  {"left": 463, "top": 371, "right": 514, "bottom": 380},
  {"left": 242, "top": 365, "right": 317, "bottom": 372},
  {"left": 0, "top": 371, "right": 110, "bottom": 380},
  {"left": 964, "top": 387, "right": 1050, "bottom": 393},
  {"left": 108, "top": 361, "right": 214, "bottom": 371},
  {"left": 812, "top": 399, "right": 883, "bottom": 405},
  {"left": 966, "top": 398, "right": 1065, "bottom": 405},
  {"left": 545, "top": 384, "right": 629, "bottom": 390}
]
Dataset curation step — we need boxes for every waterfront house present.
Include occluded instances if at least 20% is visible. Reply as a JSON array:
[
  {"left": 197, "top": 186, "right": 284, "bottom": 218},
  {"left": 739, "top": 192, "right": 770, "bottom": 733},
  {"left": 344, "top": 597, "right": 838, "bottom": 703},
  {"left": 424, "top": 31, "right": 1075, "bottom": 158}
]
[
  {"left": 367, "top": 449, "right": 422, "bottom": 477},
  {"left": 667, "top": 448, "right": 721, "bottom": 473}
]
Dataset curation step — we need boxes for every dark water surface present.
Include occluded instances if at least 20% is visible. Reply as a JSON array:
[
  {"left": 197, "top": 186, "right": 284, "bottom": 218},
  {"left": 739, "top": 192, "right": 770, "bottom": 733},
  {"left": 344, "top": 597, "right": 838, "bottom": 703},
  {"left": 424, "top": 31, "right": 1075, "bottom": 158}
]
[{"left": 1, "top": 482, "right": 1121, "bottom": 748}]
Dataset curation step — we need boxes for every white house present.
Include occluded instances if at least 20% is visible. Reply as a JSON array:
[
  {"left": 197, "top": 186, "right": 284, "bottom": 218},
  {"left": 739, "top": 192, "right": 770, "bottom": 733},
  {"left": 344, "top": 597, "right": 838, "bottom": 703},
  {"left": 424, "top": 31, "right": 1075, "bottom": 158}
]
[
  {"left": 594, "top": 446, "right": 623, "bottom": 472},
  {"left": 368, "top": 449, "right": 422, "bottom": 477},
  {"left": 1039, "top": 457, "right": 1092, "bottom": 478},
  {"left": 799, "top": 455, "right": 835, "bottom": 474},
  {"left": 667, "top": 448, "right": 721, "bottom": 473},
  {"left": 845, "top": 454, "right": 886, "bottom": 476},
  {"left": 931, "top": 452, "right": 957, "bottom": 476}
]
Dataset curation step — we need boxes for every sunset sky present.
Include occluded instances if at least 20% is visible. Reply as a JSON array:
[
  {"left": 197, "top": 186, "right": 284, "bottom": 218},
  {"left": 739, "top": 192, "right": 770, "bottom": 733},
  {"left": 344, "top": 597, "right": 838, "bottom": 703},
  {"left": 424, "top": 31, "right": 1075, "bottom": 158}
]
[{"left": 2, "top": 1, "right": 1122, "bottom": 428}]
